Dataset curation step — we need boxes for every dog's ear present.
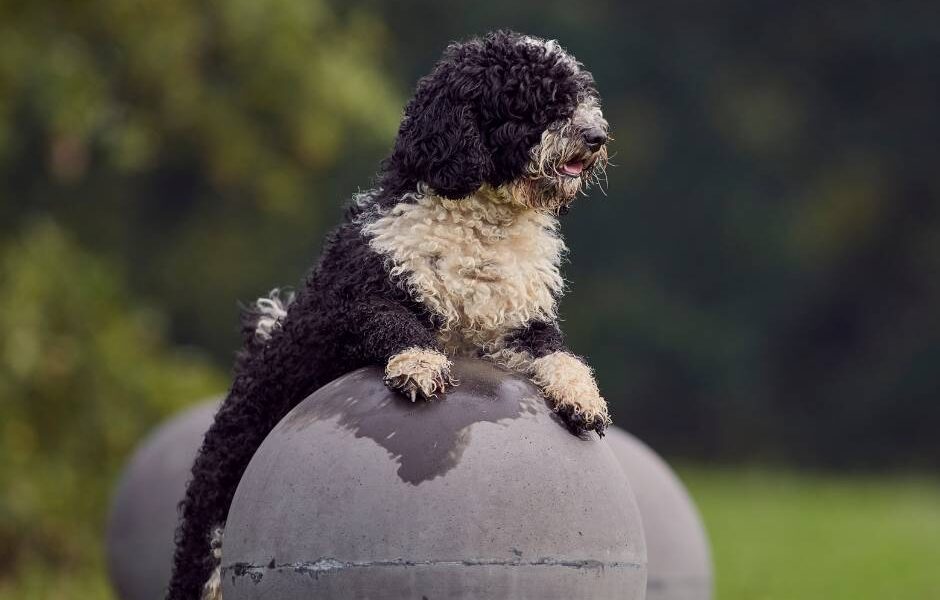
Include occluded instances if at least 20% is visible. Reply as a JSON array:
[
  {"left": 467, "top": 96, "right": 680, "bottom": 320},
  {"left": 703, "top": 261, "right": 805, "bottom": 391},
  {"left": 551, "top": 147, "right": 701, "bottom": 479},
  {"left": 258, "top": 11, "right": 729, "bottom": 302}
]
[{"left": 388, "top": 83, "right": 490, "bottom": 200}]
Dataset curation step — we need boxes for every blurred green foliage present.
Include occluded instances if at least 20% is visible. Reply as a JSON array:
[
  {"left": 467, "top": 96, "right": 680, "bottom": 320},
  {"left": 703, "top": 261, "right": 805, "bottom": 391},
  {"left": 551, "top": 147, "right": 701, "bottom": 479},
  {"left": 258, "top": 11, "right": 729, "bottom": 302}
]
[
  {"left": 0, "top": 0, "right": 401, "bottom": 356},
  {"left": 0, "top": 220, "right": 223, "bottom": 596}
]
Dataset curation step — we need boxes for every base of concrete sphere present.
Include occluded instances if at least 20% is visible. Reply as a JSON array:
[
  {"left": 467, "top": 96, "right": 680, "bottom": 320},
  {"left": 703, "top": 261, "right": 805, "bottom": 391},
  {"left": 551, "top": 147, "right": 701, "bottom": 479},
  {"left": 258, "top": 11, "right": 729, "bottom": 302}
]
[
  {"left": 605, "top": 427, "right": 713, "bottom": 600},
  {"left": 222, "top": 359, "right": 648, "bottom": 599},
  {"left": 106, "top": 400, "right": 220, "bottom": 600}
]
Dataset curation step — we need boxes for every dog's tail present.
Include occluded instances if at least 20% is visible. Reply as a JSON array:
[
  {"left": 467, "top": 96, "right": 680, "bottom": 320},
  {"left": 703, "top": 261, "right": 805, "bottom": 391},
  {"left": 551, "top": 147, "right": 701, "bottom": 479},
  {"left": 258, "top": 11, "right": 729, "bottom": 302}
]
[{"left": 241, "top": 288, "right": 295, "bottom": 344}]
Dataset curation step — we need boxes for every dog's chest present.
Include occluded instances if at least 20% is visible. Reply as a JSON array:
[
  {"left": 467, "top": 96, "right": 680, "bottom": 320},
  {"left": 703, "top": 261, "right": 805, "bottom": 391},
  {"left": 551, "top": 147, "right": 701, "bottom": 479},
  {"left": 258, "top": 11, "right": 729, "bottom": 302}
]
[{"left": 364, "top": 195, "right": 566, "bottom": 352}]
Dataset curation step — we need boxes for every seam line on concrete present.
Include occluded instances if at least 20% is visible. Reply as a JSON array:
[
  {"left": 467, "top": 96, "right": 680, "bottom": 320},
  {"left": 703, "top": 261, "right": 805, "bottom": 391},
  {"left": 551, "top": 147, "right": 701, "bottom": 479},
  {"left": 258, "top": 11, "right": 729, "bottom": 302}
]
[{"left": 225, "top": 557, "right": 644, "bottom": 575}]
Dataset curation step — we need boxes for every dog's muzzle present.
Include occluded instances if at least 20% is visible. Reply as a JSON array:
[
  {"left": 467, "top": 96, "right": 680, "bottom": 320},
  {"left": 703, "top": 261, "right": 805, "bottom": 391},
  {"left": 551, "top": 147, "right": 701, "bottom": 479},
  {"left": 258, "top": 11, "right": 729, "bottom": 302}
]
[{"left": 582, "top": 126, "right": 608, "bottom": 152}]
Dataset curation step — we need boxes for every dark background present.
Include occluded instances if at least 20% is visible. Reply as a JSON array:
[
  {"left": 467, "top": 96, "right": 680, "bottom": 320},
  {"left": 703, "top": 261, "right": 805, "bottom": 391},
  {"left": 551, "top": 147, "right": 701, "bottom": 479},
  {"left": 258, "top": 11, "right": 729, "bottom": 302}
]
[{"left": 4, "top": 1, "right": 937, "bottom": 466}]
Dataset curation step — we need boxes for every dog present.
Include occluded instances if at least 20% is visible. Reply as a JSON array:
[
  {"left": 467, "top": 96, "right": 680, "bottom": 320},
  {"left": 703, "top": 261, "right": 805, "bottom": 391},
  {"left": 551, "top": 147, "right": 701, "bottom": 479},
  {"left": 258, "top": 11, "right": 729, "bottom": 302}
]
[{"left": 166, "top": 30, "right": 611, "bottom": 600}]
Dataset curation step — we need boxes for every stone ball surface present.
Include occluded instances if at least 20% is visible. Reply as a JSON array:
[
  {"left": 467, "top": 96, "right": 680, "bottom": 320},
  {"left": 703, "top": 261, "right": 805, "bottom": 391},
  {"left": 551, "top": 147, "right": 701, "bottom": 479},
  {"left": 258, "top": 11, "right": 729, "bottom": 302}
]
[
  {"left": 605, "top": 427, "right": 713, "bottom": 600},
  {"left": 106, "top": 400, "right": 219, "bottom": 600},
  {"left": 222, "top": 358, "right": 648, "bottom": 599}
]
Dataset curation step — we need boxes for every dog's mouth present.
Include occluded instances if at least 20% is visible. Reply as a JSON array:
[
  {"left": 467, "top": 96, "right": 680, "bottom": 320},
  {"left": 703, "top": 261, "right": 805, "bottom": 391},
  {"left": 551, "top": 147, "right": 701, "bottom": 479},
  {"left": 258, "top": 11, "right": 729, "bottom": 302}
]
[
  {"left": 560, "top": 159, "right": 585, "bottom": 177},
  {"left": 518, "top": 138, "right": 609, "bottom": 213},
  {"left": 558, "top": 149, "right": 602, "bottom": 179}
]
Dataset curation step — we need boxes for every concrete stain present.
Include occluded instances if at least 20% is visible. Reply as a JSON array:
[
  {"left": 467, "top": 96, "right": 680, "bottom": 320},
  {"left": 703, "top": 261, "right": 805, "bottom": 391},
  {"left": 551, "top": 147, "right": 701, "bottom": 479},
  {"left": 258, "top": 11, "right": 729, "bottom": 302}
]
[{"left": 281, "top": 359, "right": 543, "bottom": 485}]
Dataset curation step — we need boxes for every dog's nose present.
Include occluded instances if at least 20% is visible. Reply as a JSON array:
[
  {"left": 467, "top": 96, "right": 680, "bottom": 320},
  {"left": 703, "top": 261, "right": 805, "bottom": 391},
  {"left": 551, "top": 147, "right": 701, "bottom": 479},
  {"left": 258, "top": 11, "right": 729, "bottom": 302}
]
[{"left": 582, "top": 127, "right": 608, "bottom": 151}]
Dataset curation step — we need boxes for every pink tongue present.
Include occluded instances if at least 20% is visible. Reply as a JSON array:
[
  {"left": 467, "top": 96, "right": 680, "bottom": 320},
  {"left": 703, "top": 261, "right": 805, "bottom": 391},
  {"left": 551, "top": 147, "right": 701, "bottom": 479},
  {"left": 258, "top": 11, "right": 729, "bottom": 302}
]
[{"left": 562, "top": 161, "right": 584, "bottom": 176}]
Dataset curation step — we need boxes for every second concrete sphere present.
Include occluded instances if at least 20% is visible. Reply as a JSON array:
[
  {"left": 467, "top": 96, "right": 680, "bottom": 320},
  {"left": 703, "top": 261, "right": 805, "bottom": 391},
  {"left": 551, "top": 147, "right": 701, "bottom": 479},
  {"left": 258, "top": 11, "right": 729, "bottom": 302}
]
[
  {"left": 221, "top": 359, "right": 648, "bottom": 599},
  {"left": 106, "top": 401, "right": 219, "bottom": 600},
  {"left": 605, "top": 428, "right": 713, "bottom": 600}
]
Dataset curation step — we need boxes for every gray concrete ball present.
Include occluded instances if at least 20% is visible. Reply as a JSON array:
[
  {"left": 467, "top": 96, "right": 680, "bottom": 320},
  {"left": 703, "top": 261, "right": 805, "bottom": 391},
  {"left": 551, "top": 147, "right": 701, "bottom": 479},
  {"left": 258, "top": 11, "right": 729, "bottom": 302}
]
[
  {"left": 221, "top": 358, "right": 648, "bottom": 599},
  {"left": 106, "top": 400, "right": 219, "bottom": 600},
  {"left": 604, "top": 428, "right": 713, "bottom": 600}
]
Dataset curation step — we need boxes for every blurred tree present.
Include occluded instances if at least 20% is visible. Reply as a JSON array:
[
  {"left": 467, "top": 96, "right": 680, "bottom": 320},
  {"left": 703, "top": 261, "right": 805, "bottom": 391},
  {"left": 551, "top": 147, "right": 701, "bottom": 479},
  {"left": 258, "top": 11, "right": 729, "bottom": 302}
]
[
  {"left": 0, "top": 219, "right": 223, "bottom": 596},
  {"left": 0, "top": 0, "right": 402, "bottom": 356}
]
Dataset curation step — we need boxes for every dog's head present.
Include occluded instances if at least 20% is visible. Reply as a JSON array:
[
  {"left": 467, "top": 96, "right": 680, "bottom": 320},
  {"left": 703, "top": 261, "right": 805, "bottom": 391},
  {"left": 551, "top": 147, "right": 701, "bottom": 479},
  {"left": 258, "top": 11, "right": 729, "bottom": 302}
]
[{"left": 382, "top": 31, "right": 609, "bottom": 213}]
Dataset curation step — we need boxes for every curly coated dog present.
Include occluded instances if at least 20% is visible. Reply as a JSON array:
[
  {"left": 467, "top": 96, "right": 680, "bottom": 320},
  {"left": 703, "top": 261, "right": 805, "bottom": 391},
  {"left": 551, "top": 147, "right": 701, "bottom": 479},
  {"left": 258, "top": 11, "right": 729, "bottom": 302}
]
[{"left": 167, "top": 30, "right": 611, "bottom": 600}]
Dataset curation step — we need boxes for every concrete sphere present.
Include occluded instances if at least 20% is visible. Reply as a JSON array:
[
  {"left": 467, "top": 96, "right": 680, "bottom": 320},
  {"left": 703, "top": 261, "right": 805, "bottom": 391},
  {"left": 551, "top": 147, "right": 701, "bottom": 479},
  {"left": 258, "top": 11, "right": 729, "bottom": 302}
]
[
  {"left": 106, "top": 400, "right": 219, "bottom": 600},
  {"left": 605, "top": 428, "right": 713, "bottom": 600},
  {"left": 222, "top": 359, "right": 648, "bottom": 599}
]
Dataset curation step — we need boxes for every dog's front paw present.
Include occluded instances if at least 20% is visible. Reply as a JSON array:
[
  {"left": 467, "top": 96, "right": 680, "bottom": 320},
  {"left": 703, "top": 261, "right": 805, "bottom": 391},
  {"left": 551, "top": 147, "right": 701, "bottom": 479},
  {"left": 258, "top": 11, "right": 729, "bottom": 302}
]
[
  {"left": 384, "top": 347, "right": 454, "bottom": 402},
  {"left": 530, "top": 351, "right": 611, "bottom": 436}
]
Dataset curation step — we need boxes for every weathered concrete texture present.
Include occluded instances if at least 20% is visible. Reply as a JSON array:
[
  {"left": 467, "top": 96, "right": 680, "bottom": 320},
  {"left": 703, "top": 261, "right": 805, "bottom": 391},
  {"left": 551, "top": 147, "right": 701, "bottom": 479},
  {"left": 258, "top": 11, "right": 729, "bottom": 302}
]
[
  {"left": 222, "top": 359, "right": 648, "bottom": 599},
  {"left": 605, "top": 428, "right": 713, "bottom": 600},
  {"left": 106, "top": 400, "right": 219, "bottom": 600}
]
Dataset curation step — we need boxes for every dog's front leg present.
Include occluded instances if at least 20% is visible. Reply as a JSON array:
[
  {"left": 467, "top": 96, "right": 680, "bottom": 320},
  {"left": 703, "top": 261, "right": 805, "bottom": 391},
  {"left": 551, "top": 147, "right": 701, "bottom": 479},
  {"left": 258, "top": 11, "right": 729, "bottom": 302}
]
[
  {"left": 529, "top": 351, "right": 610, "bottom": 436},
  {"left": 351, "top": 298, "right": 454, "bottom": 401},
  {"left": 489, "top": 320, "right": 611, "bottom": 436}
]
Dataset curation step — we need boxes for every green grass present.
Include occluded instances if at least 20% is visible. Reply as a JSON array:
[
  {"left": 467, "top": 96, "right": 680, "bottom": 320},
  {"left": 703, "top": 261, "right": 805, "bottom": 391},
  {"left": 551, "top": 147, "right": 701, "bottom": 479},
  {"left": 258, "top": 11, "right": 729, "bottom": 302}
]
[
  {"left": 2, "top": 468, "right": 938, "bottom": 599},
  {"left": 677, "top": 467, "right": 940, "bottom": 600}
]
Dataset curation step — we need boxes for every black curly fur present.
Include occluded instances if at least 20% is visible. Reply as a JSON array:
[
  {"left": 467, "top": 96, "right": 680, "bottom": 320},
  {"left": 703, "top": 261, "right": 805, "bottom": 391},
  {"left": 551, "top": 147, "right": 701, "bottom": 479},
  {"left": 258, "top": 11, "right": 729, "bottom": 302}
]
[
  {"left": 166, "top": 30, "right": 604, "bottom": 600},
  {"left": 504, "top": 319, "right": 565, "bottom": 357},
  {"left": 381, "top": 31, "right": 596, "bottom": 201}
]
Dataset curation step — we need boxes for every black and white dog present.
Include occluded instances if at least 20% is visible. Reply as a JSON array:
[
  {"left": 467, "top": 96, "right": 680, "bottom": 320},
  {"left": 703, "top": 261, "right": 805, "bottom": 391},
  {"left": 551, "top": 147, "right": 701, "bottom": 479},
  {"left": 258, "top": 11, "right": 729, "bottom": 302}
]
[{"left": 167, "top": 30, "right": 611, "bottom": 600}]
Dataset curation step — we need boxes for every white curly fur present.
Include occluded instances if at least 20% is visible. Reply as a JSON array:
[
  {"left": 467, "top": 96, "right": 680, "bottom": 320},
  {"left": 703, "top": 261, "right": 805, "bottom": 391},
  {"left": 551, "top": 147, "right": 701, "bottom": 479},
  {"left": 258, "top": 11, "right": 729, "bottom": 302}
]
[
  {"left": 252, "top": 288, "right": 295, "bottom": 341},
  {"left": 200, "top": 526, "right": 224, "bottom": 600},
  {"left": 489, "top": 348, "right": 610, "bottom": 427},
  {"left": 363, "top": 186, "right": 566, "bottom": 355},
  {"left": 385, "top": 347, "right": 454, "bottom": 400},
  {"left": 531, "top": 351, "right": 610, "bottom": 426}
]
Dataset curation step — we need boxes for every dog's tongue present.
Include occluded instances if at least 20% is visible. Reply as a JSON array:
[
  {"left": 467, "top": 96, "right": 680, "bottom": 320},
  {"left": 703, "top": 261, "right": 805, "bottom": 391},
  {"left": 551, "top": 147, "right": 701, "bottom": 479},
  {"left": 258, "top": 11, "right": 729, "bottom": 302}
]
[{"left": 561, "top": 160, "right": 584, "bottom": 176}]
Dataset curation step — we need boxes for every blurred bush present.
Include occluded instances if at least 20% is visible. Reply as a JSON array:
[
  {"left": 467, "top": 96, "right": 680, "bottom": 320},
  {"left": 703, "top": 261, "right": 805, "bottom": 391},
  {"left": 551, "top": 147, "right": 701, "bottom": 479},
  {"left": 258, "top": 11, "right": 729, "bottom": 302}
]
[
  {"left": 0, "top": 220, "right": 222, "bottom": 596},
  {"left": 0, "top": 0, "right": 402, "bottom": 356}
]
